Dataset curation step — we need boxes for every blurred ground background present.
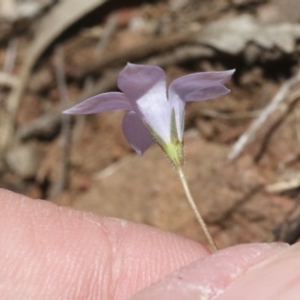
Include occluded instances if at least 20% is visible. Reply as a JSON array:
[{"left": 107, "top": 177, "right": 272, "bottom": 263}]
[{"left": 1, "top": 0, "right": 300, "bottom": 249}]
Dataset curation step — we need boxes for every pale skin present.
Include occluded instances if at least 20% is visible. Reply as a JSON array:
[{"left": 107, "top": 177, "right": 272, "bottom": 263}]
[{"left": 0, "top": 188, "right": 299, "bottom": 300}]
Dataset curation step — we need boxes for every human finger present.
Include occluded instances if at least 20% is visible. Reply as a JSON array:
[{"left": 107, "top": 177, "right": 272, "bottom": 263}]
[
  {"left": 0, "top": 188, "right": 209, "bottom": 300},
  {"left": 129, "top": 243, "right": 288, "bottom": 300}
]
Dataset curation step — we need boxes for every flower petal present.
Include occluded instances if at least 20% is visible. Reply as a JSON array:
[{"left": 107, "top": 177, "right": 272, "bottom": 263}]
[
  {"left": 118, "top": 63, "right": 172, "bottom": 143},
  {"left": 63, "top": 92, "right": 131, "bottom": 115},
  {"left": 118, "top": 63, "right": 167, "bottom": 102},
  {"left": 168, "top": 70, "right": 235, "bottom": 141},
  {"left": 169, "top": 95, "right": 185, "bottom": 141},
  {"left": 122, "top": 111, "right": 154, "bottom": 155},
  {"left": 169, "top": 69, "right": 235, "bottom": 102},
  {"left": 136, "top": 93, "right": 172, "bottom": 144},
  {"left": 184, "top": 84, "right": 231, "bottom": 101}
]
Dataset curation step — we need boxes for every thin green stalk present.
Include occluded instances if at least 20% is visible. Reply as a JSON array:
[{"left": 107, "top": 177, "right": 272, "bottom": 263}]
[{"left": 177, "top": 167, "right": 218, "bottom": 252}]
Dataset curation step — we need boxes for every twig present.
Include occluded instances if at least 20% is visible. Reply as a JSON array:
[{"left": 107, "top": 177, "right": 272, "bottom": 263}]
[
  {"left": 265, "top": 177, "right": 300, "bottom": 193},
  {"left": 71, "top": 77, "right": 96, "bottom": 142},
  {"left": 17, "top": 112, "right": 61, "bottom": 141},
  {"left": 76, "top": 32, "right": 195, "bottom": 78},
  {"left": 145, "top": 45, "right": 214, "bottom": 67},
  {"left": 0, "top": 0, "right": 108, "bottom": 156},
  {"left": 51, "top": 46, "right": 70, "bottom": 197},
  {"left": 0, "top": 39, "right": 19, "bottom": 146},
  {"left": 94, "top": 13, "right": 117, "bottom": 58},
  {"left": 17, "top": 69, "right": 119, "bottom": 142},
  {"left": 199, "top": 109, "right": 261, "bottom": 120},
  {"left": 0, "top": 39, "right": 18, "bottom": 103},
  {"left": 0, "top": 72, "right": 19, "bottom": 88},
  {"left": 3, "top": 39, "right": 18, "bottom": 73},
  {"left": 294, "top": 108, "right": 300, "bottom": 143},
  {"left": 228, "top": 69, "right": 300, "bottom": 160}
]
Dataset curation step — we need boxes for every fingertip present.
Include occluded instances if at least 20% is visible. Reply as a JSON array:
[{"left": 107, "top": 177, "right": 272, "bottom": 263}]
[
  {"left": 130, "top": 243, "right": 289, "bottom": 300},
  {"left": 217, "top": 243, "right": 298, "bottom": 300}
]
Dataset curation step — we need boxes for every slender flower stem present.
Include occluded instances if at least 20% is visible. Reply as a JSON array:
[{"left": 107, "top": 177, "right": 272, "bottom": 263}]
[{"left": 177, "top": 167, "right": 218, "bottom": 252}]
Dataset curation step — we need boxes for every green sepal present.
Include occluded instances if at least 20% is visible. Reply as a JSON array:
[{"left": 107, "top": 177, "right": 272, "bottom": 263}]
[{"left": 163, "top": 141, "right": 184, "bottom": 169}]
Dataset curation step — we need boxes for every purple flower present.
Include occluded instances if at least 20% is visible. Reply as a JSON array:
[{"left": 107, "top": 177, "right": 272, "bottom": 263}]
[{"left": 64, "top": 63, "right": 234, "bottom": 167}]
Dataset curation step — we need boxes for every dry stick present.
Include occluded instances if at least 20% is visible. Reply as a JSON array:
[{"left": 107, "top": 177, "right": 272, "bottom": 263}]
[
  {"left": 0, "top": 0, "right": 108, "bottom": 156},
  {"left": 3, "top": 39, "right": 18, "bottom": 73},
  {"left": 17, "top": 69, "right": 120, "bottom": 142},
  {"left": 177, "top": 167, "right": 218, "bottom": 252},
  {"left": 0, "top": 39, "right": 18, "bottom": 95},
  {"left": 294, "top": 109, "right": 300, "bottom": 143},
  {"left": 0, "top": 72, "right": 19, "bottom": 88},
  {"left": 200, "top": 108, "right": 261, "bottom": 120},
  {"left": 265, "top": 177, "right": 300, "bottom": 194},
  {"left": 76, "top": 32, "right": 195, "bottom": 78},
  {"left": 0, "top": 39, "right": 18, "bottom": 148},
  {"left": 71, "top": 78, "right": 94, "bottom": 142},
  {"left": 228, "top": 69, "right": 300, "bottom": 161},
  {"left": 17, "top": 112, "right": 61, "bottom": 140},
  {"left": 94, "top": 13, "right": 117, "bottom": 58},
  {"left": 145, "top": 45, "right": 214, "bottom": 68},
  {"left": 52, "top": 47, "right": 71, "bottom": 197},
  {"left": 262, "top": 91, "right": 300, "bottom": 194}
]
